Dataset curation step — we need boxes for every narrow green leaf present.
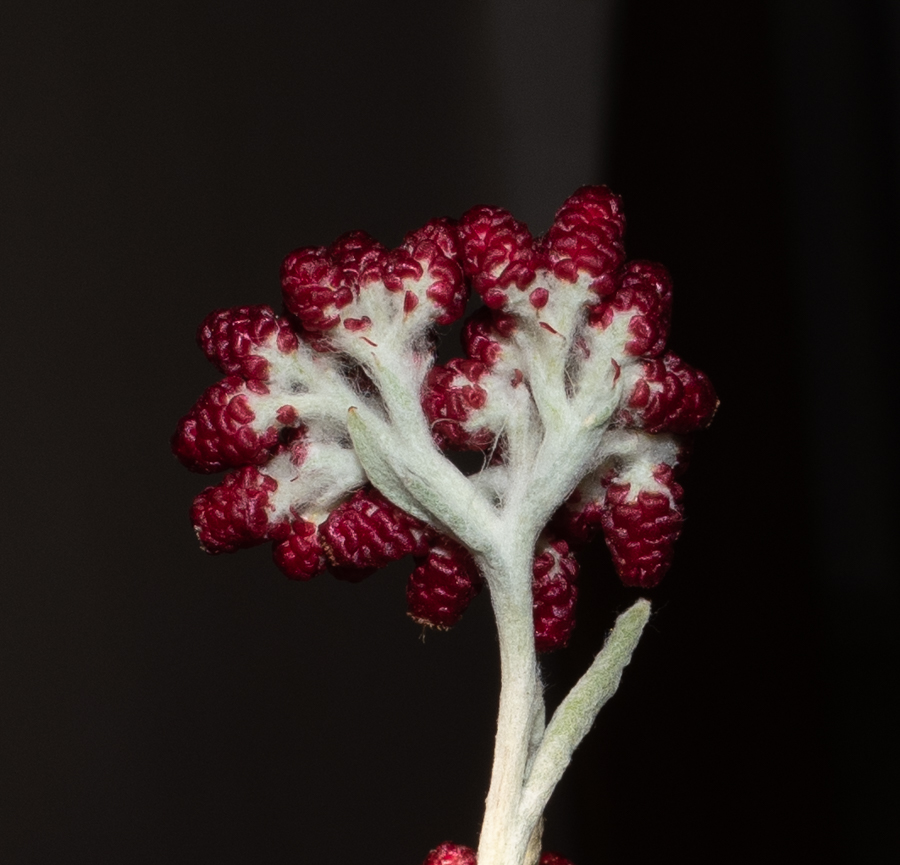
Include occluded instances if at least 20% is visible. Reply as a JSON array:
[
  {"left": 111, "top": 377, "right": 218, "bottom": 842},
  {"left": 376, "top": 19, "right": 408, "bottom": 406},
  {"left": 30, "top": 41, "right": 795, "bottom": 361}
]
[
  {"left": 518, "top": 598, "right": 651, "bottom": 824},
  {"left": 345, "top": 407, "right": 432, "bottom": 523}
]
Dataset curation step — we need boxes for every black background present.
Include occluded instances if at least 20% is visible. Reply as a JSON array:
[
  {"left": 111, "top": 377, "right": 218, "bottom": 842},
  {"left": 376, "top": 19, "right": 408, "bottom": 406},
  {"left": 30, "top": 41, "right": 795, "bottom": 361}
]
[{"left": 2, "top": 1, "right": 898, "bottom": 863}]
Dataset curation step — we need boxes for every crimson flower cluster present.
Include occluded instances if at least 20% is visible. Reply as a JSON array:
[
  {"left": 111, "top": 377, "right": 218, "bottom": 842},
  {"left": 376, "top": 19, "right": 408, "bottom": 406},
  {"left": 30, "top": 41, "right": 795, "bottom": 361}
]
[{"left": 173, "top": 187, "right": 716, "bottom": 653}]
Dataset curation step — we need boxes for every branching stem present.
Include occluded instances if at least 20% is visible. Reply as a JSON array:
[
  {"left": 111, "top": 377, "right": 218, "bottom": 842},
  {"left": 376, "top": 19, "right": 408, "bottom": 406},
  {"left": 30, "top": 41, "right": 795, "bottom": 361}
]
[{"left": 352, "top": 344, "right": 652, "bottom": 865}]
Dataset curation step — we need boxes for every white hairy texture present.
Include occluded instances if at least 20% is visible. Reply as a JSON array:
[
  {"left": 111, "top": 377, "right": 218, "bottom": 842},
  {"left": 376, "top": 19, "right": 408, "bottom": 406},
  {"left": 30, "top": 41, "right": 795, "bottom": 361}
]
[
  {"left": 573, "top": 307, "right": 644, "bottom": 420},
  {"left": 593, "top": 430, "right": 680, "bottom": 502},
  {"left": 615, "top": 459, "right": 674, "bottom": 505},
  {"left": 242, "top": 390, "right": 285, "bottom": 434},
  {"left": 468, "top": 464, "right": 510, "bottom": 507},
  {"left": 339, "top": 284, "right": 409, "bottom": 349},
  {"left": 580, "top": 305, "right": 638, "bottom": 364},
  {"left": 355, "top": 270, "right": 445, "bottom": 337},
  {"left": 465, "top": 371, "right": 534, "bottom": 446},
  {"left": 501, "top": 272, "right": 593, "bottom": 342},
  {"left": 347, "top": 350, "right": 500, "bottom": 553},
  {"left": 597, "top": 428, "right": 680, "bottom": 469},
  {"left": 261, "top": 440, "right": 366, "bottom": 524},
  {"left": 258, "top": 338, "right": 331, "bottom": 394},
  {"left": 616, "top": 357, "right": 650, "bottom": 405},
  {"left": 321, "top": 265, "right": 451, "bottom": 363},
  {"left": 328, "top": 281, "right": 658, "bottom": 865},
  {"left": 255, "top": 340, "right": 362, "bottom": 438}
]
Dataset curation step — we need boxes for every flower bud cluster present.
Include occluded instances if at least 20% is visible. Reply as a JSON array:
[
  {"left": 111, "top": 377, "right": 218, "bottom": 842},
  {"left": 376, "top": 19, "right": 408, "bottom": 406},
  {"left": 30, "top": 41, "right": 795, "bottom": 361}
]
[
  {"left": 280, "top": 219, "right": 468, "bottom": 351},
  {"left": 532, "top": 537, "right": 579, "bottom": 653},
  {"left": 425, "top": 187, "right": 717, "bottom": 593},
  {"left": 174, "top": 187, "right": 715, "bottom": 649},
  {"left": 173, "top": 303, "right": 474, "bottom": 597}
]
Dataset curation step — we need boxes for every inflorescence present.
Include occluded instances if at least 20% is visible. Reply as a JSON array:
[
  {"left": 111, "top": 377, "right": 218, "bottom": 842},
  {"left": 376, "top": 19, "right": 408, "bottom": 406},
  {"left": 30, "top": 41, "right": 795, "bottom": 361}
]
[
  {"left": 173, "top": 187, "right": 716, "bottom": 864},
  {"left": 174, "top": 186, "right": 716, "bottom": 651}
]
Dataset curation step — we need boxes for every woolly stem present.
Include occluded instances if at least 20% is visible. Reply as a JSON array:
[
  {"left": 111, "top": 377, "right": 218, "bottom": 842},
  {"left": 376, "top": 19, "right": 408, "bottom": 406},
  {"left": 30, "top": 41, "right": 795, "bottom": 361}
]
[
  {"left": 349, "top": 350, "right": 500, "bottom": 554},
  {"left": 353, "top": 341, "right": 651, "bottom": 865},
  {"left": 476, "top": 549, "right": 545, "bottom": 865}
]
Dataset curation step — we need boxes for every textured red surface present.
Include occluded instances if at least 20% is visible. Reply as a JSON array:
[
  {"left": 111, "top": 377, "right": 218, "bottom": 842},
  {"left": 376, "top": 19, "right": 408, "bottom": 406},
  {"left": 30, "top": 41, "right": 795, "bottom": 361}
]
[
  {"left": 271, "top": 519, "right": 328, "bottom": 581},
  {"left": 422, "top": 842, "right": 478, "bottom": 865},
  {"left": 422, "top": 359, "right": 493, "bottom": 449},
  {"left": 587, "top": 260, "right": 673, "bottom": 357},
  {"left": 281, "top": 233, "right": 377, "bottom": 331},
  {"left": 458, "top": 205, "right": 537, "bottom": 307},
  {"left": 198, "top": 305, "right": 298, "bottom": 380},
  {"left": 600, "top": 471, "right": 685, "bottom": 588},
  {"left": 624, "top": 351, "right": 718, "bottom": 434},
  {"left": 407, "top": 541, "right": 482, "bottom": 628},
  {"left": 401, "top": 217, "right": 467, "bottom": 324},
  {"left": 554, "top": 495, "right": 606, "bottom": 547},
  {"left": 191, "top": 466, "right": 278, "bottom": 554},
  {"left": 554, "top": 453, "right": 690, "bottom": 589},
  {"left": 539, "top": 853, "right": 575, "bottom": 865},
  {"left": 319, "top": 487, "right": 432, "bottom": 570},
  {"left": 461, "top": 307, "right": 517, "bottom": 367},
  {"left": 419, "top": 844, "right": 573, "bottom": 864},
  {"left": 172, "top": 376, "right": 281, "bottom": 473},
  {"left": 542, "top": 185, "right": 625, "bottom": 295},
  {"left": 458, "top": 186, "right": 628, "bottom": 312},
  {"left": 281, "top": 219, "right": 467, "bottom": 334},
  {"left": 532, "top": 539, "right": 579, "bottom": 652}
]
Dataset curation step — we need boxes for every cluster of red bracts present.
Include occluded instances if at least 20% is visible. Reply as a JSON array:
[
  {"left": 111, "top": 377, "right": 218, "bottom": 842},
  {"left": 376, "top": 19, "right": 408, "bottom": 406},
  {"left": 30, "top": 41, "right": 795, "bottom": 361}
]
[
  {"left": 173, "top": 186, "right": 716, "bottom": 652},
  {"left": 422, "top": 842, "right": 573, "bottom": 865},
  {"left": 172, "top": 301, "right": 575, "bottom": 647},
  {"left": 423, "top": 189, "right": 716, "bottom": 591},
  {"left": 281, "top": 217, "right": 468, "bottom": 334},
  {"left": 188, "top": 465, "right": 576, "bottom": 650}
]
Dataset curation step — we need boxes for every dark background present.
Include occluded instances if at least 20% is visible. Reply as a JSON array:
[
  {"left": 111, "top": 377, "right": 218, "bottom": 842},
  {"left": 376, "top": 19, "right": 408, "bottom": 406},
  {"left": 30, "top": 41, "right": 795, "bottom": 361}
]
[{"left": 2, "top": 1, "right": 898, "bottom": 862}]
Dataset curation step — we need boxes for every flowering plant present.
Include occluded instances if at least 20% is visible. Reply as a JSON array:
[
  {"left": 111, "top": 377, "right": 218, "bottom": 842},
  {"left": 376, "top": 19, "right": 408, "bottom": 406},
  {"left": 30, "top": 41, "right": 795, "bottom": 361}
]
[{"left": 173, "top": 187, "right": 716, "bottom": 865}]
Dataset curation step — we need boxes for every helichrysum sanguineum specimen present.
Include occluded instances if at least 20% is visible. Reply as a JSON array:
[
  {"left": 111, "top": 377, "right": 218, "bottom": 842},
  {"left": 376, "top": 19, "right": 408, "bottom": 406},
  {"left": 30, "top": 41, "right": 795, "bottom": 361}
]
[{"left": 173, "top": 187, "right": 716, "bottom": 865}]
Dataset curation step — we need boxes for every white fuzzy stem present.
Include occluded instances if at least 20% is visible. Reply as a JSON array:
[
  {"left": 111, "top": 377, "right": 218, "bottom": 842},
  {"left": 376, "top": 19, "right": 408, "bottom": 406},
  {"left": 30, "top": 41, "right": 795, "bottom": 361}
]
[
  {"left": 353, "top": 340, "right": 652, "bottom": 865},
  {"left": 476, "top": 552, "right": 544, "bottom": 865}
]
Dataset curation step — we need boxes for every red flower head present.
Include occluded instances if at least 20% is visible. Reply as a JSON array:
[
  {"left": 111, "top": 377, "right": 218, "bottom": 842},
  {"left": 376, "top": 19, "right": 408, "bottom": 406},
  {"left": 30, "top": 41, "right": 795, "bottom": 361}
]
[{"left": 175, "top": 188, "right": 715, "bottom": 638}]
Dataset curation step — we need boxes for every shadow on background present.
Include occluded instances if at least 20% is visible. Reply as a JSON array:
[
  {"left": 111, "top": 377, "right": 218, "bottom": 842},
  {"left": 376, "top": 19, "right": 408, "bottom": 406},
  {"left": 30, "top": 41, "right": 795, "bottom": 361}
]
[{"left": 1, "top": 1, "right": 897, "bottom": 863}]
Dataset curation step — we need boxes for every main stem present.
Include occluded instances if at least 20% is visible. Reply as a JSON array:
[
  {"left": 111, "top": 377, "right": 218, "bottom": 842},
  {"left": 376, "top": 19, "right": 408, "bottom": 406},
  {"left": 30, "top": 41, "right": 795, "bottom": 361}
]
[
  {"left": 361, "top": 346, "right": 646, "bottom": 864},
  {"left": 477, "top": 550, "right": 544, "bottom": 865}
]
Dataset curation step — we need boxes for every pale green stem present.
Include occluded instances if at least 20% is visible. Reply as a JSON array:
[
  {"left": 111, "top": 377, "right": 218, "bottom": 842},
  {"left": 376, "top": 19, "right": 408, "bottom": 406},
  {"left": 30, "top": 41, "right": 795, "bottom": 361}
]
[
  {"left": 348, "top": 350, "right": 500, "bottom": 554},
  {"left": 476, "top": 552, "right": 544, "bottom": 865},
  {"left": 348, "top": 341, "right": 651, "bottom": 865}
]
